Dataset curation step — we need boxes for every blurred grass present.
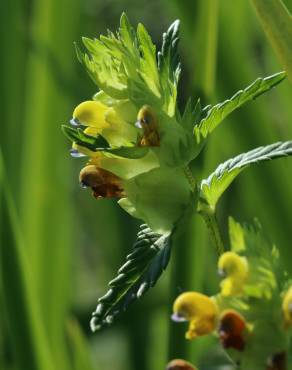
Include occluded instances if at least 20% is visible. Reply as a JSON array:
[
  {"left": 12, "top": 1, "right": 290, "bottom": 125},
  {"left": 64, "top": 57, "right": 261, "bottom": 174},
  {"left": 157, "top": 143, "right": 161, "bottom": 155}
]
[
  {"left": 251, "top": 0, "right": 292, "bottom": 82},
  {"left": 0, "top": 150, "right": 54, "bottom": 370},
  {"left": 0, "top": 1, "right": 292, "bottom": 370}
]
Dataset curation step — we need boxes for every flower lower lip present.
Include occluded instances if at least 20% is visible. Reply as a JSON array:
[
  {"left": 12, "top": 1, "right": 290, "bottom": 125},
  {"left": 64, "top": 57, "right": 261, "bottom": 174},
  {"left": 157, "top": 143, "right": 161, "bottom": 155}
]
[
  {"left": 218, "top": 268, "right": 225, "bottom": 277},
  {"left": 135, "top": 120, "right": 143, "bottom": 129},
  {"left": 70, "top": 148, "right": 86, "bottom": 158},
  {"left": 70, "top": 118, "right": 81, "bottom": 126},
  {"left": 171, "top": 313, "right": 187, "bottom": 322}
]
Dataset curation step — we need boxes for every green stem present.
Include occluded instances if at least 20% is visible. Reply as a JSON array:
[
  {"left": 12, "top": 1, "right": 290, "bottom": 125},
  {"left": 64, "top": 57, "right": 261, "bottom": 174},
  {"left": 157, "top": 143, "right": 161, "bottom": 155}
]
[
  {"left": 198, "top": 203, "right": 225, "bottom": 256},
  {"left": 184, "top": 166, "right": 196, "bottom": 191}
]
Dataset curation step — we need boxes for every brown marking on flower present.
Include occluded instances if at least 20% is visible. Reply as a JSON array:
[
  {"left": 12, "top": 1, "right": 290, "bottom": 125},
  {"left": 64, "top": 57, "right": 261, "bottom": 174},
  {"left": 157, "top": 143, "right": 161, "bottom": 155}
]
[
  {"left": 166, "top": 359, "right": 197, "bottom": 370},
  {"left": 79, "top": 165, "right": 124, "bottom": 199},
  {"left": 266, "top": 352, "right": 287, "bottom": 370},
  {"left": 218, "top": 310, "right": 246, "bottom": 351}
]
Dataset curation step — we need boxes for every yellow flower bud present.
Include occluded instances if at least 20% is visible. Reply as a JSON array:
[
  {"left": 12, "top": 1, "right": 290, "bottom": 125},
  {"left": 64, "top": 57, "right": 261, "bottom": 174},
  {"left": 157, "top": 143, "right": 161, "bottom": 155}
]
[
  {"left": 172, "top": 292, "right": 218, "bottom": 340},
  {"left": 218, "top": 251, "right": 248, "bottom": 296},
  {"left": 282, "top": 286, "right": 292, "bottom": 326}
]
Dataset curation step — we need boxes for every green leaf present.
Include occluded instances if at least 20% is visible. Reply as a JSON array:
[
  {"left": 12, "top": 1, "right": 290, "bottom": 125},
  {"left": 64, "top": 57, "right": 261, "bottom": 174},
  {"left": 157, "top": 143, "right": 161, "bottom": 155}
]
[
  {"left": 194, "top": 71, "right": 286, "bottom": 142},
  {"left": 200, "top": 140, "right": 292, "bottom": 208},
  {"left": 62, "top": 125, "right": 109, "bottom": 151},
  {"left": 181, "top": 98, "right": 203, "bottom": 132},
  {"left": 62, "top": 124, "right": 151, "bottom": 159},
  {"left": 90, "top": 224, "right": 172, "bottom": 331},
  {"left": 107, "top": 146, "right": 149, "bottom": 159},
  {"left": 157, "top": 20, "right": 181, "bottom": 116},
  {"left": 158, "top": 19, "right": 181, "bottom": 84},
  {"left": 228, "top": 219, "right": 279, "bottom": 299},
  {"left": 137, "top": 23, "right": 160, "bottom": 96},
  {"left": 228, "top": 217, "right": 245, "bottom": 253},
  {"left": 119, "top": 13, "right": 138, "bottom": 58}
]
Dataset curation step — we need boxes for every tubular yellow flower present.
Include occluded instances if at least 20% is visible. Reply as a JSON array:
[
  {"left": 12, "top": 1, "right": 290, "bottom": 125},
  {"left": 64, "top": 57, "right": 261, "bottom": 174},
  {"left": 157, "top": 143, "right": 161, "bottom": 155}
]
[
  {"left": 218, "top": 251, "right": 248, "bottom": 296},
  {"left": 172, "top": 292, "right": 218, "bottom": 340},
  {"left": 72, "top": 101, "right": 109, "bottom": 129},
  {"left": 71, "top": 100, "right": 138, "bottom": 149},
  {"left": 282, "top": 286, "right": 292, "bottom": 326}
]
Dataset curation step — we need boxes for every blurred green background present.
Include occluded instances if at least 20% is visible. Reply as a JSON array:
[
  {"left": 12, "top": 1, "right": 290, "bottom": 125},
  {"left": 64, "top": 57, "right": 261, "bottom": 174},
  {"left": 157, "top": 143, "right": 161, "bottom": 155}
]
[{"left": 1, "top": 1, "right": 292, "bottom": 369}]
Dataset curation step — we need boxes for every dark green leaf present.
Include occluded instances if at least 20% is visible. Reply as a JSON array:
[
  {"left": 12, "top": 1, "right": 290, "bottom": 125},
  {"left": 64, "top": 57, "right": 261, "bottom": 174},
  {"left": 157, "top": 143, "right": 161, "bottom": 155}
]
[
  {"left": 62, "top": 125, "right": 109, "bottom": 151},
  {"left": 158, "top": 20, "right": 181, "bottom": 84},
  {"left": 181, "top": 98, "right": 203, "bottom": 132},
  {"left": 106, "top": 146, "right": 149, "bottom": 159},
  {"left": 194, "top": 72, "right": 286, "bottom": 142},
  {"left": 200, "top": 140, "right": 292, "bottom": 208},
  {"left": 90, "top": 224, "right": 173, "bottom": 331},
  {"left": 62, "top": 125, "right": 150, "bottom": 159}
]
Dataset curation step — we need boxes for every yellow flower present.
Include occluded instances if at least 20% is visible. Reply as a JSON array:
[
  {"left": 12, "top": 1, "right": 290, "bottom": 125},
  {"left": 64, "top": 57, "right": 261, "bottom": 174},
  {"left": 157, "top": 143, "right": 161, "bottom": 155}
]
[
  {"left": 172, "top": 292, "right": 218, "bottom": 340},
  {"left": 282, "top": 286, "right": 292, "bottom": 326},
  {"left": 71, "top": 100, "right": 138, "bottom": 148},
  {"left": 218, "top": 251, "right": 248, "bottom": 296},
  {"left": 72, "top": 101, "right": 109, "bottom": 129}
]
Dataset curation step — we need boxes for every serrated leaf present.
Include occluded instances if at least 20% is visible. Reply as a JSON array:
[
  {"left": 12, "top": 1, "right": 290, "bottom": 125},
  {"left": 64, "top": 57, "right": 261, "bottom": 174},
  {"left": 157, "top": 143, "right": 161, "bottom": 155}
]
[
  {"left": 137, "top": 23, "right": 160, "bottom": 96},
  {"left": 181, "top": 98, "right": 203, "bottom": 132},
  {"left": 229, "top": 219, "right": 279, "bottom": 299},
  {"left": 194, "top": 72, "right": 286, "bottom": 142},
  {"left": 62, "top": 125, "right": 110, "bottom": 151},
  {"left": 119, "top": 13, "right": 137, "bottom": 54},
  {"left": 157, "top": 20, "right": 181, "bottom": 116},
  {"left": 200, "top": 141, "right": 292, "bottom": 208},
  {"left": 63, "top": 125, "right": 151, "bottom": 159},
  {"left": 90, "top": 224, "right": 173, "bottom": 331},
  {"left": 158, "top": 20, "right": 180, "bottom": 84}
]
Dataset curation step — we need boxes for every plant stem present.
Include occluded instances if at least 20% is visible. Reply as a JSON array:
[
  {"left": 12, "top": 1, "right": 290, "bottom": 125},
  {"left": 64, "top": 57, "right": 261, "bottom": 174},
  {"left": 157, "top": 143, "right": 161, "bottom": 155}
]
[{"left": 198, "top": 202, "right": 225, "bottom": 256}]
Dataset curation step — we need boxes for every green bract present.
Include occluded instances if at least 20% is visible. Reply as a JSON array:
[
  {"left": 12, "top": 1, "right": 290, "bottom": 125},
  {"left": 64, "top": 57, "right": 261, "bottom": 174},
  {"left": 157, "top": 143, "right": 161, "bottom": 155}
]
[{"left": 63, "top": 13, "right": 202, "bottom": 234}]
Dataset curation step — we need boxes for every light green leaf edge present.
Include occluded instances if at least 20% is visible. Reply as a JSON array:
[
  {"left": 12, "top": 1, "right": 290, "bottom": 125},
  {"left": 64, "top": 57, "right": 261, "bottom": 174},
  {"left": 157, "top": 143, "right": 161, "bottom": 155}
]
[
  {"left": 200, "top": 140, "right": 292, "bottom": 208},
  {"left": 194, "top": 71, "right": 286, "bottom": 142}
]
